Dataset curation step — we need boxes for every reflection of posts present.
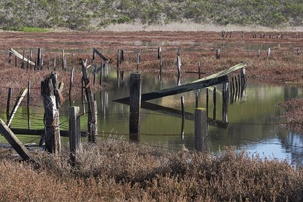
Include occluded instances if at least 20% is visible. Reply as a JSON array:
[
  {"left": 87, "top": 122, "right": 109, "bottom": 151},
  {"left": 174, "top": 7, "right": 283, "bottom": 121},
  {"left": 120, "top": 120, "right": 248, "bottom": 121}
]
[
  {"left": 81, "top": 60, "right": 97, "bottom": 143},
  {"left": 213, "top": 87, "right": 217, "bottom": 121},
  {"left": 129, "top": 73, "right": 141, "bottom": 142},
  {"left": 222, "top": 82, "right": 229, "bottom": 123},
  {"left": 41, "top": 72, "right": 63, "bottom": 154},
  {"left": 194, "top": 108, "right": 208, "bottom": 152},
  {"left": 181, "top": 96, "right": 185, "bottom": 140}
]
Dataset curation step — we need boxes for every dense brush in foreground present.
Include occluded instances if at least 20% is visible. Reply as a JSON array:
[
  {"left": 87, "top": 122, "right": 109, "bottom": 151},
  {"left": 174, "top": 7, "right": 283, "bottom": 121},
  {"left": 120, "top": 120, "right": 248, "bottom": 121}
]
[{"left": 0, "top": 139, "right": 303, "bottom": 201}]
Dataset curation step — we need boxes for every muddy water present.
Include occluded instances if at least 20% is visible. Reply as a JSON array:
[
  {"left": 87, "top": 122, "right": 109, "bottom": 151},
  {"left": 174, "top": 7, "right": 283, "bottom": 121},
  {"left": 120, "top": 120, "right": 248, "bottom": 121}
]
[
  {"left": 1, "top": 66, "right": 303, "bottom": 165},
  {"left": 61, "top": 68, "right": 302, "bottom": 165}
]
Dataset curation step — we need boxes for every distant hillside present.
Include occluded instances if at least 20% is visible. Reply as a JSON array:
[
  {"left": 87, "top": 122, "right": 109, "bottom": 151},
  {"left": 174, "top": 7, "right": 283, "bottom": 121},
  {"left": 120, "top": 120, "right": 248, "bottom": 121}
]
[{"left": 1, "top": 0, "right": 303, "bottom": 31}]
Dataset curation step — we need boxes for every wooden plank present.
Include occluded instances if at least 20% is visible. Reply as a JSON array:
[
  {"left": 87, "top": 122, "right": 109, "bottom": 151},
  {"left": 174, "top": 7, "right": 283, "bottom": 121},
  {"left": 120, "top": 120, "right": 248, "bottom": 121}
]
[
  {"left": 10, "top": 128, "right": 87, "bottom": 137},
  {"left": 93, "top": 48, "right": 108, "bottom": 61},
  {"left": 115, "top": 63, "right": 246, "bottom": 103},
  {"left": 9, "top": 48, "right": 35, "bottom": 66},
  {"left": 0, "top": 118, "right": 32, "bottom": 161},
  {"left": 7, "top": 88, "right": 28, "bottom": 127}
]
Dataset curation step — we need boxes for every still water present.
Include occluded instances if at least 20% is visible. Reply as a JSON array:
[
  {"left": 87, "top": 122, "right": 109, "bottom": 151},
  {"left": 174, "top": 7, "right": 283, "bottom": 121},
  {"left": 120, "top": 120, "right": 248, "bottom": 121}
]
[
  {"left": 1, "top": 68, "right": 303, "bottom": 165},
  {"left": 70, "top": 68, "right": 303, "bottom": 165}
]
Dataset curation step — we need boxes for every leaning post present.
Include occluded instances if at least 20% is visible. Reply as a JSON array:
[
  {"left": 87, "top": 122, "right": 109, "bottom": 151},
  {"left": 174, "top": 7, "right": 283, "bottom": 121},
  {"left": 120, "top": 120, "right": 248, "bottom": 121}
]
[{"left": 129, "top": 73, "right": 141, "bottom": 142}]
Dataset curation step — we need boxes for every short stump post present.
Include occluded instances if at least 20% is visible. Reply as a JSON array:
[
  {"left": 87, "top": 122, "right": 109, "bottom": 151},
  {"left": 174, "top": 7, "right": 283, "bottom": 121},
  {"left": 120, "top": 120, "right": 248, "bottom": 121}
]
[{"left": 194, "top": 108, "right": 208, "bottom": 152}]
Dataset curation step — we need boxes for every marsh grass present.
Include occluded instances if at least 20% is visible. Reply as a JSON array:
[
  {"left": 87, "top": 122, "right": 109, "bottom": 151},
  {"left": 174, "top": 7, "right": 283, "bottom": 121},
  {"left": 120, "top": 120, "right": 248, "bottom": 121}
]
[{"left": 0, "top": 139, "right": 303, "bottom": 201}]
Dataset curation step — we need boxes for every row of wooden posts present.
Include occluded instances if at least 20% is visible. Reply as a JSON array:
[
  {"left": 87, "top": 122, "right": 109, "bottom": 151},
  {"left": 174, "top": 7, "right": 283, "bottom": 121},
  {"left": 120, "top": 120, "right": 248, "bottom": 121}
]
[{"left": 2, "top": 47, "right": 247, "bottom": 166}]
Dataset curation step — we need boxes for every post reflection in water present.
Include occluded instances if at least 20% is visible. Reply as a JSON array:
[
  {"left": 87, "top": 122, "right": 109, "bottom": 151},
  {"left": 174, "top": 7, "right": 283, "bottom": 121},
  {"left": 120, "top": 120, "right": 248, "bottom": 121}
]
[{"left": 96, "top": 70, "right": 303, "bottom": 165}]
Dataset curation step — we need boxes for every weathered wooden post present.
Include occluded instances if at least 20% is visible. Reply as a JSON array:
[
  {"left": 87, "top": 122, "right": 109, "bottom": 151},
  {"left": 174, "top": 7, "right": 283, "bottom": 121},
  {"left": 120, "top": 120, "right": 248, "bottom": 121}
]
[
  {"left": 8, "top": 50, "right": 12, "bottom": 64},
  {"left": 81, "top": 60, "right": 97, "bottom": 143},
  {"left": 41, "top": 72, "right": 64, "bottom": 154},
  {"left": 62, "top": 49, "right": 66, "bottom": 70},
  {"left": 129, "top": 73, "right": 141, "bottom": 142},
  {"left": 216, "top": 49, "right": 220, "bottom": 59},
  {"left": 69, "top": 106, "right": 81, "bottom": 167},
  {"left": 6, "top": 88, "right": 11, "bottom": 122},
  {"left": 198, "top": 62, "right": 201, "bottom": 79},
  {"left": 37, "top": 48, "right": 41, "bottom": 68},
  {"left": 194, "top": 108, "right": 208, "bottom": 152}
]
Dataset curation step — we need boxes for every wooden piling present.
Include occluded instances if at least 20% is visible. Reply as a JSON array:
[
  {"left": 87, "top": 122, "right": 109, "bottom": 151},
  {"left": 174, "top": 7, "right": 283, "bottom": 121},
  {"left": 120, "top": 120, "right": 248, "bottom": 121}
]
[
  {"left": 69, "top": 106, "right": 81, "bottom": 167},
  {"left": 198, "top": 62, "right": 201, "bottom": 79},
  {"left": 8, "top": 50, "right": 12, "bottom": 63},
  {"left": 37, "top": 48, "right": 41, "bottom": 68},
  {"left": 216, "top": 49, "right": 221, "bottom": 59},
  {"left": 6, "top": 88, "right": 11, "bottom": 122},
  {"left": 81, "top": 60, "right": 97, "bottom": 143},
  {"left": 41, "top": 72, "right": 63, "bottom": 154},
  {"left": 194, "top": 108, "right": 208, "bottom": 152},
  {"left": 129, "top": 73, "right": 141, "bottom": 142}
]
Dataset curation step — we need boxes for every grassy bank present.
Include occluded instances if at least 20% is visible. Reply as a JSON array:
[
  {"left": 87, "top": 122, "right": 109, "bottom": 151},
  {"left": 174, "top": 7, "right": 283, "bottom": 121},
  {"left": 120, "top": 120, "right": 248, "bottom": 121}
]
[
  {"left": 0, "top": 139, "right": 302, "bottom": 201},
  {"left": 1, "top": 0, "right": 303, "bottom": 31}
]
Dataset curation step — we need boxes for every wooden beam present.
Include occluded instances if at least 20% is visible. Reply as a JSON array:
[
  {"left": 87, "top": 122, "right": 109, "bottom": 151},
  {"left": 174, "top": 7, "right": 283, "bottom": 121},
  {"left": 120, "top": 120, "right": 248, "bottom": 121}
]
[
  {"left": 10, "top": 128, "right": 87, "bottom": 137},
  {"left": 9, "top": 48, "right": 35, "bottom": 66},
  {"left": 93, "top": 48, "right": 108, "bottom": 61},
  {"left": 114, "top": 63, "right": 246, "bottom": 103},
  {"left": 0, "top": 118, "right": 32, "bottom": 161}
]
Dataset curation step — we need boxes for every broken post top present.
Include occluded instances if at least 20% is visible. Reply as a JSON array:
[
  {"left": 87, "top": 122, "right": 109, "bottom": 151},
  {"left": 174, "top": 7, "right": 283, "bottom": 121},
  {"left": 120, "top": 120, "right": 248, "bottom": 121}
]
[{"left": 41, "top": 72, "right": 64, "bottom": 108}]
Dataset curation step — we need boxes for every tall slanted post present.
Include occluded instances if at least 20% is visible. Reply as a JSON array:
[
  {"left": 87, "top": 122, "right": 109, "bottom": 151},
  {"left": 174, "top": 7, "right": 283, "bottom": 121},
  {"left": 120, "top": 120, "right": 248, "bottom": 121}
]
[
  {"left": 129, "top": 73, "right": 141, "bottom": 142},
  {"left": 41, "top": 72, "right": 64, "bottom": 154}
]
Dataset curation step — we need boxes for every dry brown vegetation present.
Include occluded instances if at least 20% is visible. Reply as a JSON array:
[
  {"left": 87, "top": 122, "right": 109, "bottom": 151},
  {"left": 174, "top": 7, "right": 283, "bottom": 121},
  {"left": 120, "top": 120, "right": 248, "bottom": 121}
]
[
  {"left": 1, "top": 31, "right": 303, "bottom": 201},
  {"left": 0, "top": 140, "right": 302, "bottom": 201}
]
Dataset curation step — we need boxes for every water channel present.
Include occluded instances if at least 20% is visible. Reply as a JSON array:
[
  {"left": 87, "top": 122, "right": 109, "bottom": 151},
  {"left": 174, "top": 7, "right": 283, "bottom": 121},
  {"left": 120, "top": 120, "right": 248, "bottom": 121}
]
[{"left": 1, "top": 44, "right": 303, "bottom": 166}]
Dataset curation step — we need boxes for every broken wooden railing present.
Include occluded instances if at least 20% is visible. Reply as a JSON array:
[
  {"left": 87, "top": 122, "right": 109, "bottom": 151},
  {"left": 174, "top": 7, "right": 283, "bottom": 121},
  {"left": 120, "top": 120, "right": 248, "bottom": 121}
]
[{"left": 114, "top": 63, "right": 247, "bottom": 150}]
